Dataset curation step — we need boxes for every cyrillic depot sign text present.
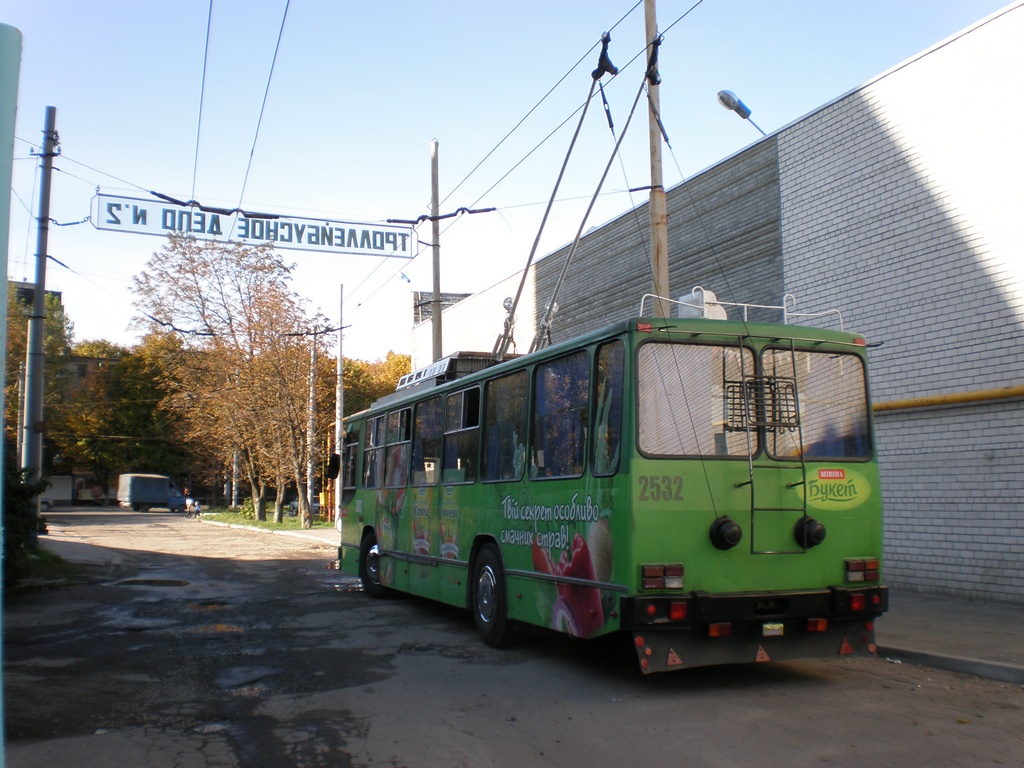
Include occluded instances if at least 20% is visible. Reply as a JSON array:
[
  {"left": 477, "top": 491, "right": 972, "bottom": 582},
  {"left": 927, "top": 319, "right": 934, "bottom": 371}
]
[{"left": 92, "top": 194, "right": 413, "bottom": 258}]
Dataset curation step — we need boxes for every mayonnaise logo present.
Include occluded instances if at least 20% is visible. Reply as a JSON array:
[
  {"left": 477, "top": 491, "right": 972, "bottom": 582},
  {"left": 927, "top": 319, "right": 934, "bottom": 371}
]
[{"left": 806, "top": 468, "right": 872, "bottom": 510}]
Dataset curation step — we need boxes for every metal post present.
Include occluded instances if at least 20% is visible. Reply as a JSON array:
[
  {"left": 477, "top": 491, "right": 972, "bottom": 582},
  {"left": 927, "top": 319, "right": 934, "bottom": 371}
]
[
  {"left": 645, "top": 0, "right": 670, "bottom": 318},
  {"left": 430, "top": 139, "right": 442, "bottom": 362},
  {"left": 232, "top": 448, "right": 240, "bottom": 507},
  {"left": 306, "top": 331, "right": 317, "bottom": 527},
  {"left": 334, "top": 285, "right": 344, "bottom": 524},
  {"left": 21, "top": 106, "right": 57, "bottom": 495}
]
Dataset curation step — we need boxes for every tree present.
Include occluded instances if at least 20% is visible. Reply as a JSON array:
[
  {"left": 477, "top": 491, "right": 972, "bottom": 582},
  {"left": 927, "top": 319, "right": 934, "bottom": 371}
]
[
  {"left": 342, "top": 351, "right": 411, "bottom": 416},
  {"left": 3, "top": 284, "right": 74, "bottom": 450},
  {"left": 42, "top": 335, "right": 193, "bottom": 495},
  {"left": 131, "top": 234, "right": 317, "bottom": 520}
]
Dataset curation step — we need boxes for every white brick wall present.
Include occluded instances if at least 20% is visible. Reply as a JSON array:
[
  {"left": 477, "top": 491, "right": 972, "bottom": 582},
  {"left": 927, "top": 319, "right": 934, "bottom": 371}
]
[
  {"left": 413, "top": 3, "right": 1024, "bottom": 602},
  {"left": 780, "top": 5, "right": 1024, "bottom": 601}
]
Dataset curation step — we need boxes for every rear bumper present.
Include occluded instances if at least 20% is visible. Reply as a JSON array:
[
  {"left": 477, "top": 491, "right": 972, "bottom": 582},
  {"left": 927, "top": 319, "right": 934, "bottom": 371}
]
[
  {"left": 621, "top": 585, "right": 887, "bottom": 628},
  {"left": 621, "top": 585, "right": 887, "bottom": 674}
]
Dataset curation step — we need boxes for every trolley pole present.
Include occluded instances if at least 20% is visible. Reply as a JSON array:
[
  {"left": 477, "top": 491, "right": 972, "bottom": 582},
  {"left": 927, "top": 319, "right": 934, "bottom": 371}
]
[{"left": 22, "top": 106, "right": 57, "bottom": 495}]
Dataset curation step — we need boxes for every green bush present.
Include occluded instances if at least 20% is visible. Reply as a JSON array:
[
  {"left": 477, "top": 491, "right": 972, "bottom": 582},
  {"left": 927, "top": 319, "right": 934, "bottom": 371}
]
[
  {"left": 238, "top": 497, "right": 256, "bottom": 520},
  {"left": 3, "top": 441, "right": 48, "bottom": 591}
]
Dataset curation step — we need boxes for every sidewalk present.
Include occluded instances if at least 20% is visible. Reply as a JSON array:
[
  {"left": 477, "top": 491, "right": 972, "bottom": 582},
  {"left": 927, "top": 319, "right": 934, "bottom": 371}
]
[
  {"left": 874, "top": 589, "right": 1024, "bottom": 684},
  {"left": 41, "top": 519, "right": 1024, "bottom": 685}
]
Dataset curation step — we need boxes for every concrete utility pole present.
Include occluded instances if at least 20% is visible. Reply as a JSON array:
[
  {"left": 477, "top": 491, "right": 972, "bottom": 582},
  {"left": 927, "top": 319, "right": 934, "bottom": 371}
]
[
  {"left": 21, "top": 106, "right": 58, "bottom": 498},
  {"left": 430, "top": 139, "right": 442, "bottom": 362},
  {"left": 334, "top": 285, "right": 344, "bottom": 524},
  {"left": 645, "top": 0, "right": 670, "bottom": 318},
  {"left": 306, "top": 331, "right": 317, "bottom": 527}
]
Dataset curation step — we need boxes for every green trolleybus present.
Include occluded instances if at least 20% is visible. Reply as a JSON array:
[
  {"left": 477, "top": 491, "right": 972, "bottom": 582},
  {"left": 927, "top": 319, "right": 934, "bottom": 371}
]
[{"left": 338, "top": 298, "right": 887, "bottom": 673}]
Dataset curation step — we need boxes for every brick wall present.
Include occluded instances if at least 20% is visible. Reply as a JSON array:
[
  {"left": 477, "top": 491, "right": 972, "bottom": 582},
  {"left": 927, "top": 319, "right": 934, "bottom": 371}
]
[
  {"left": 779, "top": 5, "right": 1024, "bottom": 601},
  {"left": 413, "top": 3, "right": 1024, "bottom": 602}
]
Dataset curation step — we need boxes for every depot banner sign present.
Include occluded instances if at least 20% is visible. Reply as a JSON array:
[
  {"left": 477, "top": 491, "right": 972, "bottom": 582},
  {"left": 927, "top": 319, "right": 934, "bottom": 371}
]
[{"left": 92, "top": 194, "right": 414, "bottom": 258}]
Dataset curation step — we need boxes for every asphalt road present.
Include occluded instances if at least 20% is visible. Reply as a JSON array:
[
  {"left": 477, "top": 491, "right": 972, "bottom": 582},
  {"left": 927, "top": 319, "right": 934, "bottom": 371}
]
[{"left": 4, "top": 510, "right": 1023, "bottom": 767}]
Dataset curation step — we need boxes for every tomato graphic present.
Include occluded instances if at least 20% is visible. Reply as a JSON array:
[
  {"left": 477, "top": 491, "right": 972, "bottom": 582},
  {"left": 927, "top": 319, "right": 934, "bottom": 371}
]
[{"left": 533, "top": 532, "right": 605, "bottom": 637}]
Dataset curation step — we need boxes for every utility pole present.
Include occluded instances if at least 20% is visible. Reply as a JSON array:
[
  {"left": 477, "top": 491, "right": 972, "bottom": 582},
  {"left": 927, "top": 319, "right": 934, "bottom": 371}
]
[
  {"left": 430, "top": 139, "right": 442, "bottom": 362},
  {"left": 21, "top": 106, "right": 58, "bottom": 500},
  {"left": 334, "top": 285, "right": 344, "bottom": 525},
  {"left": 645, "top": 0, "right": 670, "bottom": 318},
  {"left": 306, "top": 330, "right": 317, "bottom": 528}
]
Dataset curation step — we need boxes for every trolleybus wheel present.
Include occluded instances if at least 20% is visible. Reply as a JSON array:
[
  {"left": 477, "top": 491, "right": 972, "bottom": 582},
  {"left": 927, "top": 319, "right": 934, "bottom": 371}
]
[
  {"left": 359, "top": 531, "right": 390, "bottom": 599},
  {"left": 472, "top": 543, "right": 516, "bottom": 647}
]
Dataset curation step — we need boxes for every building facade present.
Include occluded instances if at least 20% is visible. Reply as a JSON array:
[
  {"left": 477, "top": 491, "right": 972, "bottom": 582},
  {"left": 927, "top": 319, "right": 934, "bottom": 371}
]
[{"left": 412, "top": 4, "right": 1024, "bottom": 602}]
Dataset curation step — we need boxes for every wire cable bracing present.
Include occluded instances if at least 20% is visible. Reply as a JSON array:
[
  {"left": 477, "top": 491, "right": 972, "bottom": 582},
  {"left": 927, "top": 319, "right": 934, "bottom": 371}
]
[
  {"left": 348, "top": 8, "right": 647, "bottom": 319},
  {"left": 235, "top": 0, "right": 291, "bottom": 211},
  {"left": 191, "top": 0, "right": 215, "bottom": 201}
]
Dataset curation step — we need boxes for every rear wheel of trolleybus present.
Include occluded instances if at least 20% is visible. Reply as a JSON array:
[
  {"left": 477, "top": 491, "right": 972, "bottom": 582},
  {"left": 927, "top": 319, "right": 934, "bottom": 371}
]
[
  {"left": 359, "top": 531, "right": 391, "bottom": 599},
  {"left": 472, "top": 543, "right": 517, "bottom": 648}
]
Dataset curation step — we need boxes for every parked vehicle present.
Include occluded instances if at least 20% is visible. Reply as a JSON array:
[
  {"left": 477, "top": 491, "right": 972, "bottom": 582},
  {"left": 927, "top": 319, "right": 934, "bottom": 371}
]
[
  {"left": 117, "top": 474, "right": 186, "bottom": 513},
  {"left": 287, "top": 498, "right": 320, "bottom": 516}
]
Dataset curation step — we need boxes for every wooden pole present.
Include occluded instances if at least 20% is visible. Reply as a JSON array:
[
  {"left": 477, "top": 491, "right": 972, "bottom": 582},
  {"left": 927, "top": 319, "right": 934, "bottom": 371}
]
[
  {"left": 430, "top": 139, "right": 442, "bottom": 361},
  {"left": 645, "top": 0, "right": 670, "bottom": 318}
]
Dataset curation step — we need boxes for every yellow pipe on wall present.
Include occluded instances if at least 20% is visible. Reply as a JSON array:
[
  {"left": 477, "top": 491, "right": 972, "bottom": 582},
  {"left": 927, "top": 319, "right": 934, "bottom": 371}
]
[{"left": 873, "top": 385, "right": 1024, "bottom": 413}]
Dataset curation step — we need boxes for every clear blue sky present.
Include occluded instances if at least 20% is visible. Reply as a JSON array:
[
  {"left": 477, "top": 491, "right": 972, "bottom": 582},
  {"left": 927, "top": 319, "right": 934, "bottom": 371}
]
[{"left": 3, "top": 0, "right": 1011, "bottom": 360}]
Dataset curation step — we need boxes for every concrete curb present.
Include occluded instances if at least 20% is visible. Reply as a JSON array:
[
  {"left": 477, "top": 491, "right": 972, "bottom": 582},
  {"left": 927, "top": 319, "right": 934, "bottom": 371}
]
[
  {"left": 198, "top": 518, "right": 338, "bottom": 547},
  {"left": 877, "top": 645, "right": 1024, "bottom": 685}
]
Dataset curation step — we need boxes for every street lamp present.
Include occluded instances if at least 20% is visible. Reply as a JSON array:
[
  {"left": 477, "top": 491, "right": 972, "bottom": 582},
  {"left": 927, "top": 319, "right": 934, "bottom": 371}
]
[{"left": 717, "top": 90, "right": 767, "bottom": 136}]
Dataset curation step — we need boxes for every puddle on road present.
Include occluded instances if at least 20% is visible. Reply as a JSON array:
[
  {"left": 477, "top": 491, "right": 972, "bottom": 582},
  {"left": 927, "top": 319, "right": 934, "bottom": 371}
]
[
  {"left": 324, "top": 573, "right": 364, "bottom": 593},
  {"left": 215, "top": 665, "right": 281, "bottom": 688},
  {"left": 116, "top": 578, "right": 190, "bottom": 588},
  {"left": 187, "top": 623, "right": 245, "bottom": 634},
  {"left": 187, "top": 600, "right": 229, "bottom": 611}
]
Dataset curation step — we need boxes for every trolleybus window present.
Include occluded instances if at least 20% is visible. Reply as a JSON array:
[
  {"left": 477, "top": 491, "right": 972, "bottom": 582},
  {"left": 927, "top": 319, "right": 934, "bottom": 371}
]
[
  {"left": 531, "top": 350, "right": 589, "bottom": 479},
  {"left": 443, "top": 388, "right": 480, "bottom": 484},
  {"left": 363, "top": 414, "right": 386, "bottom": 489},
  {"left": 592, "top": 340, "right": 624, "bottom": 476},
  {"left": 637, "top": 342, "right": 755, "bottom": 457},
  {"left": 411, "top": 396, "right": 443, "bottom": 486},
  {"left": 384, "top": 408, "right": 412, "bottom": 488},
  {"left": 482, "top": 370, "right": 528, "bottom": 482},
  {"left": 763, "top": 349, "right": 870, "bottom": 460},
  {"left": 341, "top": 430, "right": 359, "bottom": 491}
]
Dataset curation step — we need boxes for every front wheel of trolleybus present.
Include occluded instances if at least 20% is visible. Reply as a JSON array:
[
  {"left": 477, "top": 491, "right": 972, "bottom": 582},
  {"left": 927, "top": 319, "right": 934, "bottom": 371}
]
[
  {"left": 472, "top": 543, "right": 517, "bottom": 648},
  {"left": 359, "top": 531, "right": 392, "bottom": 599}
]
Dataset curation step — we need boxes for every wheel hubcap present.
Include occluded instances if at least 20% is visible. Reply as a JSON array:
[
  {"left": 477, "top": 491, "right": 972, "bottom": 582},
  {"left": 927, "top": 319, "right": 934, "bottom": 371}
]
[
  {"left": 366, "top": 543, "right": 381, "bottom": 584},
  {"left": 476, "top": 565, "right": 497, "bottom": 625}
]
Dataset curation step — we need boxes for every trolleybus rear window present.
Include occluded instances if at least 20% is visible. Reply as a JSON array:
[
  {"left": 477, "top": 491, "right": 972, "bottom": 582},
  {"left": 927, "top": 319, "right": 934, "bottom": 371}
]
[
  {"left": 763, "top": 349, "right": 871, "bottom": 460},
  {"left": 637, "top": 342, "right": 756, "bottom": 458}
]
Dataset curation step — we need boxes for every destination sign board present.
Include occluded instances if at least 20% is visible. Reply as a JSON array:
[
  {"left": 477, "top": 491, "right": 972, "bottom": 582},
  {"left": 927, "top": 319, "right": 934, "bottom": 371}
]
[{"left": 91, "top": 193, "right": 414, "bottom": 258}]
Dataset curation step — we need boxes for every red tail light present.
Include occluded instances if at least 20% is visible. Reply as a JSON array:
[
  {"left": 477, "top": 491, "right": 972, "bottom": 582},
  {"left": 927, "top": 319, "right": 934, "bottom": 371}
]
[
  {"left": 708, "top": 622, "right": 732, "bottom": 638},
  {"left": 850, "top": 593, "right": 866, "bottom": 611},
  {"left": 640, "top": 564, "right": 685, "bottom": 590},
  {"left": 846, "top": 558, "right": 880, "bottom": 582},
  {"left": 806, "top": 618, "right": 828, "bottom": 632}
]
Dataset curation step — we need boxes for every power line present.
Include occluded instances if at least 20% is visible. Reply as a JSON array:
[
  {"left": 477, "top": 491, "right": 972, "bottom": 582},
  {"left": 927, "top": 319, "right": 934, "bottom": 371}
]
[
  {"left": 236, "top": 0, "right": 291, "bottom": 210},
  {"left": 192, "top": 0, "right": 215, "bottom": 201}
]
